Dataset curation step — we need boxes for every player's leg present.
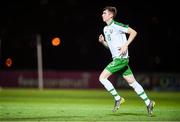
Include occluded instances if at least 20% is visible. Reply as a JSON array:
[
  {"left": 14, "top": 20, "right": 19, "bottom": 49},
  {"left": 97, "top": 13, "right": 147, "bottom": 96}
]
[
  {"left": 99, "top": 69, "right": 125, "bottom": 112},
  {"left": 123, "top": 74, "right": 151, "bottom": 105},
  {"left": 99, "top": 69, "right": 121, "bottom": 101},
  {"left": 99, "top": 58, "right": 126, "bottom": 112},
  {"left": 123, "top": 73, "right": 155, "bottom": 116}
]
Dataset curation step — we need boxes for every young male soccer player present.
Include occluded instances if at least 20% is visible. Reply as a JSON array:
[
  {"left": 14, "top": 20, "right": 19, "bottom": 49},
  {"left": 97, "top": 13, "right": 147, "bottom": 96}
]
[{"left": 98, "top": 6, "right": 155, "bottom": 116}]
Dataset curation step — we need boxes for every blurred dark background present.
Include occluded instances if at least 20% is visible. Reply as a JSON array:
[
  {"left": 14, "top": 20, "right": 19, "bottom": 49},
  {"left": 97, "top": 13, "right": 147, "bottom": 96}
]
[{"left": 0, "top": 0, "right": 179, "bottom": 72}]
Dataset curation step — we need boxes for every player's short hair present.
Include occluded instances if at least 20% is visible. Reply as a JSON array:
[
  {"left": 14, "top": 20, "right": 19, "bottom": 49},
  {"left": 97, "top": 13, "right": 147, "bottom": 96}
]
[{"left": 103, "top": 6, "right": 117, "bottom": 18}]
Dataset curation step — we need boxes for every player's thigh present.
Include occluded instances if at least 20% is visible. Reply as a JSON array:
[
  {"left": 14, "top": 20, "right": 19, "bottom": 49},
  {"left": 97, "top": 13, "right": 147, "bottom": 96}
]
[
  {"left": 99, "top": 69, "right": 112, "bottom": 79},
  {"left": 123, "top": 74, "right": 136, "bottom": 84}
]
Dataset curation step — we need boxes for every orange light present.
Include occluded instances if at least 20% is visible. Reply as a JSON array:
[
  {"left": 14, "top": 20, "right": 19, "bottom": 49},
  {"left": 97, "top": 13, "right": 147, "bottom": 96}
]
[
  {"left": 51, "top": 37, "right": 61, "bottom": 46},
  {"left": 5, "top": 58, "right": 13, "bottom": 67}
]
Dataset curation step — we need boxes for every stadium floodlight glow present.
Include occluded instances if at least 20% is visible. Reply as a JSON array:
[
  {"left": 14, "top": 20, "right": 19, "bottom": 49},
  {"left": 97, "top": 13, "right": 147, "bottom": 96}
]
[
  {"left": 5, "top": 57, "right": 13, "bottom": 67},
  {"left": 51, "top": 37, "right": 61, "bottom": 46}
]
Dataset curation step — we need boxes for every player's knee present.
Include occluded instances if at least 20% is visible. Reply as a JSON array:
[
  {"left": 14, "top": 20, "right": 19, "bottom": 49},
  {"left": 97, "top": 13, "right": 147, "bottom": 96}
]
[
  {"left": 129, "top": 81, "right": 138, "bottom": 89},
  {"left": 123, "top": 75, "right": 136, "bottom": 84},
  {"left": 99, "top": 77, "right": 106, "bottom": 85},
  {"left": 99, "top": 77, "right": 103, "bottom": 83}
]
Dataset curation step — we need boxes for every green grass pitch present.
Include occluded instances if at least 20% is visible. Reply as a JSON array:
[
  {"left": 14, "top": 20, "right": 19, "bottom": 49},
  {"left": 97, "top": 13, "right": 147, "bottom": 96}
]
[{"left": 0, "top": 88, "right": 180, "bottom": 121}]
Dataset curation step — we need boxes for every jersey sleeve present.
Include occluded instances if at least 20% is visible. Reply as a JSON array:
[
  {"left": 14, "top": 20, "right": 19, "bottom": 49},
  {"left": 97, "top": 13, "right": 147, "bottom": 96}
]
[{"left": 114, "top": 21, "right": 129, "bottom": 33}]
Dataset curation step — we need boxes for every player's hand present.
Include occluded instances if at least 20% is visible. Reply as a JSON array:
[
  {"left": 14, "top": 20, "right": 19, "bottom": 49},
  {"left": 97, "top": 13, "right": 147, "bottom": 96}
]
[
  {"left": 98, "top": 34, "right": 105, "bottom": 43},
  {"left": 119, "top": 45, "right": 128, "bottom": 55}
]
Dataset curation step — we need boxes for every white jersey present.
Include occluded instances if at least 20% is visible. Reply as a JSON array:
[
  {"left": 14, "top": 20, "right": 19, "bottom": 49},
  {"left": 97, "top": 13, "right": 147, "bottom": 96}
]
[{"left": 103, "top": 20, "right": 129, "bottom": 59}]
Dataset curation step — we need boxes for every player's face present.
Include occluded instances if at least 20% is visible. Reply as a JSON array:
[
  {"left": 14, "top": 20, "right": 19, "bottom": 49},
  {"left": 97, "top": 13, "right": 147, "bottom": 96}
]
[{"left": 102, "top": 10, "right": 113, "bottom": 22}]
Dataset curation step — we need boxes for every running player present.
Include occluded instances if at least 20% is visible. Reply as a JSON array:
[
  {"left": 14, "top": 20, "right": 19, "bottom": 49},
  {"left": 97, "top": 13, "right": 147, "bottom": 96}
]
[{"left": 98, "top": 6, "right": 155, "bottom": 116}]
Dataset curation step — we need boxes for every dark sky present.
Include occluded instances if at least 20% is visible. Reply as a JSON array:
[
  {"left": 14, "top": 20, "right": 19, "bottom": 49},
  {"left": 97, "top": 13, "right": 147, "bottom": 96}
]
[{"left": 0, "top": 0, "right": 179, "bottom": 72}]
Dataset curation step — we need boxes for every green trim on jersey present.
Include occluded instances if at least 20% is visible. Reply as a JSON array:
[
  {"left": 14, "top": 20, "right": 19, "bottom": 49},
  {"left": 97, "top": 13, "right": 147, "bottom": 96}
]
[
  {"left": 105, "top": 58, "right": 132, "bottom": 76},
  {"left": 114, "top": 20, "right": 129, "bottom": 28}
]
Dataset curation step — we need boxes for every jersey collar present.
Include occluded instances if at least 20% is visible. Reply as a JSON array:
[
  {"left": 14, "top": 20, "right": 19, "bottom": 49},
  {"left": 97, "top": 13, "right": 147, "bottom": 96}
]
[{"left": 107, "top": 19, "right": 114, "bottom": 26}]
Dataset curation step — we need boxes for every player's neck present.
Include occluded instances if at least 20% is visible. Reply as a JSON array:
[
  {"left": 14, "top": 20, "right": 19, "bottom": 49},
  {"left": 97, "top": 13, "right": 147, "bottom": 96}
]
[{"left": 106, "top": 19, "right": 113, "bottom": 25}]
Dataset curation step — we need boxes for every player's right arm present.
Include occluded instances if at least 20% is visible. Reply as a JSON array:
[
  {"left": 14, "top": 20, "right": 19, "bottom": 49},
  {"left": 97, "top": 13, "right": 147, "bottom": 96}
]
[{"left": 99, "top": 34, "right": 109, "bottom": 48}]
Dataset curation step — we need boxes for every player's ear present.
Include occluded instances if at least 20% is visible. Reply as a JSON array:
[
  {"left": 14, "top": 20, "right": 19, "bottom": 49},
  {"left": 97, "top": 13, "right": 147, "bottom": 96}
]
[
  {"left": 110, "top": 12, "right": 114, "bottom": 18},
  {"left": 109, "top": 12, "right": 113, "bottom": 18}
]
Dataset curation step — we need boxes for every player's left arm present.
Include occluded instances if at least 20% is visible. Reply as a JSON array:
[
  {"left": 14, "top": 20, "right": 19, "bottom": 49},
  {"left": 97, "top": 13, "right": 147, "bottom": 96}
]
[{"left": 120, "top": 27, "right": 137, "bottom": 55}]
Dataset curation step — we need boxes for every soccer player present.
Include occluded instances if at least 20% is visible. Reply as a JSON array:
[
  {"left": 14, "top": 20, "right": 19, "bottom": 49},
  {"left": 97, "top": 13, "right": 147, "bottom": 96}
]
[{"left": 98, "top": 6, "right": 155, "bottom": 116}]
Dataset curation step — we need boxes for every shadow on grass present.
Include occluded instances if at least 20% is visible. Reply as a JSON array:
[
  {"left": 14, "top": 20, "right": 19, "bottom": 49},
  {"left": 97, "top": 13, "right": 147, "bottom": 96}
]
[{"left": 108, "top": 112, "right": 147, "bottom": 117}]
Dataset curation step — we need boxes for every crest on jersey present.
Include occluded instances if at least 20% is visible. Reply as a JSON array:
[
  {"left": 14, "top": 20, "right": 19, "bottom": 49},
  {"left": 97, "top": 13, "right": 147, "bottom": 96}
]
[{"left": 109, "top": 29, "right": 113, "bottom": 34}]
